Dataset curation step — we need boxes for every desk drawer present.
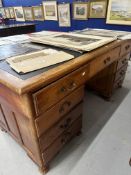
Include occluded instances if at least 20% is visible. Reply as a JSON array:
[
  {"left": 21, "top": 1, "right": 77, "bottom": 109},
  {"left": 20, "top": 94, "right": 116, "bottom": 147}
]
[
  {"left": 42, "top": 117, "right": 82, "bottom": 164},
  {"left": 117, "top": 53, "right": 130, "bottom": 70},
  {"left": 89, "top": 46, "right": 120, "bottom": 78},
  {"left": 39, "top": 103, "right": 83, "bottom": 152},
  {"left": 113, "top": 76, "right": 125, "bottom": 89},
  {"left": 115, "top": 64, "right": 128, "bottom": 82},
  {"left": 35, "top": 86, "right": 84, "bottom": 137},
  {"left": 33, "top": 64, "right": 89, "bottom": 116},
  {"left": 120, "top": 41, "right": 131, "bottom": 56}
]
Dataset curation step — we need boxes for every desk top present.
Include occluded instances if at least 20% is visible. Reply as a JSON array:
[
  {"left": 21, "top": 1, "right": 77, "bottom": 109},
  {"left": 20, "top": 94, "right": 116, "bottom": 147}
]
[{"left": 0, "top": 39, "right": 126, "bottom": 95}]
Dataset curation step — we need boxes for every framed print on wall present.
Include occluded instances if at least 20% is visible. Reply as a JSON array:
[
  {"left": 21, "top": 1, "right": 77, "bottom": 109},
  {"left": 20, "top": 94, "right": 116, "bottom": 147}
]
[
  {"left": 14, "top": 6, "right": 25, "bottom": 21},
  {"left": 73, "top": 2, "right": 89, "bottom": 20},
  {"left": 43, "top": 1, "right": 58, "bottom": 20},
  {"left": 89, "top": 0, "right": 107, "bottom": 18},
  {"left": 4, "top": 8, "right": 11, "bottom": 18},
  {"left": 0, "top": 8, "right": 6, "bottom": 18},
  {"left": 9, "top": 7, "right": 15, "bottom": 19},
  {"left": 32, "top": 6, "right": 44, "bottom": 21},
  {"left": 0, "top": 0, "right": 2, "bottom": 7},
  {"left": 58, "top": 3, "right": 71, "bottom": 27},
  {"left": 23, "top": 7, "right": 34, "bottom": 21},
  {"left": 106, "top": 0, "right": 131, "bottom": 25}
]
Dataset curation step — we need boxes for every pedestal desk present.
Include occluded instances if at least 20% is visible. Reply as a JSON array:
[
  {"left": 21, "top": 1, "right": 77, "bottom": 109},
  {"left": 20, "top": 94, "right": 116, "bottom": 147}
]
[{"left": 0, "top": 39, "right": 130, "bottom": 173}]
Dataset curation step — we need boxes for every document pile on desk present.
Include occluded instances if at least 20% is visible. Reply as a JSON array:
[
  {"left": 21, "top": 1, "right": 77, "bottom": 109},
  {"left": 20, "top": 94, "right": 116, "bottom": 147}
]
[
  {"left": 74, "top": 28, "right": 131, "bottom": 40},
  {"left": 0, "top": 44, "right": 39, "bottom": 61},
  {"left": 6, "top": 49, "right": 74, "bottom": 73},
  {"left": 30, "top": 32, "right": 116, "bottom": 52}
]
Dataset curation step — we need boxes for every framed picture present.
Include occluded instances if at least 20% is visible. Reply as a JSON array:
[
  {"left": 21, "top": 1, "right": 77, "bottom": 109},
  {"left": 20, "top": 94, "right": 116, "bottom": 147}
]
[
  {"left": 9, "top": 7, "right": 15, "bottom": 19},
  {"left": 89, "top": 0, "right": 107, "bottom": 18},
  {"left": 14, "top": 6, "right": 25, "bottom": 21},
  {"left": 73, "top": 2, "right": 89, "bottom": 20},
  {"left": 0, "top": 0, "right": 2, "bottom": 7},
  {"left": 106, "top": 0, "right": 131, "bottom": 25},
  {"left": 32, "top": 6, "right": 44, "bottom": 21},
  {"left": 58, "top": 3, "right": 71, "bottom": 27},
  {"left": 4, "top": 8, "right": 11, "bottom": 18},
  {"left": 23, "top": 7, "right": 34, "bottom": 21},
  {"left": 0, "top": 8, "right": 6, "bottom": 18},
  {"left": 43, "top": 1, "right": 58, "bottom": 21}
]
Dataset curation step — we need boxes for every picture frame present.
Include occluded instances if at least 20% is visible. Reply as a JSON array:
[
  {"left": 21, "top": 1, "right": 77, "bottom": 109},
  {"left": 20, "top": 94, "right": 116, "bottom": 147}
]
[
  {"left": 23, "top": 7, "right": 34, "bottom": 21},
  {"left": 14, "top": 6, "right": 25, "bottom": 22},
  {"left": 0, "top": 0, "right": 2, "bottom": 7},
  {"left": 32, "top": 6, "right": 44, "bottom": 21},
  {"left": 4, "top": 8, "right": 11, "bottom": 18},
  {"left": 73, "top": 2, "right": 89, "bottom": 20},
  {"left": 0, "top": 7, "right": 6, "bottom": 18},
  {"left": 106, "top": 0, "right": 131, "bottom": 25},
  {"left": 58, "top": 3, "right": 71, "bottom": 27},
  {"left": 89, "top": 0, "right": 108, "bottom": 18},
  {"left": 43, "top": 1, "right": 58, "bottom": 21},
  {"left": 9, "top": 7, "right": 15, "bottom": 19}
]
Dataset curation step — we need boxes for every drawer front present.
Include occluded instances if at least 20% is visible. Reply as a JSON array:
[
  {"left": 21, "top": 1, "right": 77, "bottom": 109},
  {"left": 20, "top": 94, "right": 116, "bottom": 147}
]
[
  {"left": 120, "top": 41, "right": 131, "bottom": 56},
  {"left": 89, "top": 46, "right": 120, "bottom": 78},
  {"left": 35, "top": 86, "right": 84, "bottom": 137},
  {"left": 117, "top": 53, "right": 130, "bottom": 71},
  {"left": 39, "top": 103, "right": 83, "bottom": 152},
  {"left": 113, "top": 76, "right": 125, "bottom": 90},
  {"left": 33, "top": 64, "right": 90, "bottom": 116},
  {"left": 115, "top": 64, "right": 128, "bottom": 82},
  {"left": 42, "top": 117, "right": 82, "bottom": 164}
]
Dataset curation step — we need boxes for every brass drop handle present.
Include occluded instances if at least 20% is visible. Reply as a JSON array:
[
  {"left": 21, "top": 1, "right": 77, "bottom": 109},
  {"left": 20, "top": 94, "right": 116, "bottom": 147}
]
[
  {"left": 120, "top": 70, "right": 125, "bottom": 76},
  {"left": 68, "top": 81, "right": 77, "bottom": 91},
  {"left": 125, "top": 45, "right": 130, "bottom": 50},
  {"left": 59, "top": 101, "right": 71, "bottom": 113},
  {"left": 60, "top": 118, "right": 72, "bottom": 129},
  {"left": 122, "top": 59, "right": 127, "bottom": 64},
  {"left": 61, "top": 132, "right": 71, "bottom": 144},
  {"left": 104, "top": 57, "right": 111, "bottom": 64},
  {"left": 117, "top": 80, "right": 122, "bottom": 87}
]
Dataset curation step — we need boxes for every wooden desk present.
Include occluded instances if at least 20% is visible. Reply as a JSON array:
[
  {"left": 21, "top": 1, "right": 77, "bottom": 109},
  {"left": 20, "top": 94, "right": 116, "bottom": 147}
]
[
  {"left": 0, "top": 39, "right": 130, "bottom": 173},
  {"left": 0, "top": 23, "right": 35, "bottom": 37}
]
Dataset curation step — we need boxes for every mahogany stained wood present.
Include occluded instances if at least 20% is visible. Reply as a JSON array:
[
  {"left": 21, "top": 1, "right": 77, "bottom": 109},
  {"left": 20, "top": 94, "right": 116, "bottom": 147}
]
[{"left": 0, "top": 39, "right": 131, "bottom": 173}]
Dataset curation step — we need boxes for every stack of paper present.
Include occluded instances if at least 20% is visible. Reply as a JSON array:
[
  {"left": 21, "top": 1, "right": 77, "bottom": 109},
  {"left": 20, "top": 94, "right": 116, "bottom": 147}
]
[
  {"left": 7, "top": 49, "right": 74, "bottom": 73},
  {"left": 30, "top": 33, "right": 116, "bottom": 52},
  {"left": 74, "top": 28, "right": 131, "bottom": 40}
]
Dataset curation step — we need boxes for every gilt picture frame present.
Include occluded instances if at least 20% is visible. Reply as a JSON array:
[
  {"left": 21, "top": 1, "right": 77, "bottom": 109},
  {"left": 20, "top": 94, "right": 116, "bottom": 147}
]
[
  {"left": 0, "top": 0, "right": 2, "bottom": 7},
  {"left": 73, "top": 2, "right": 89, "bottom": 20},
  {"left": 58, "top": 3, "right": 71, "bottom": 27},
  {"left": 0, "top": 8, "right": 6, "bottom": 18},
  {"left": 4, "top": 8, "right": 11, "bottom": 18},
  {"left": 43, "top": 1, "right": 58, "bottom": 21},
  {"left": 89, "top": 0, "right": 108, "bottom": 18},
  {"left": 106, "top": 0, "right": 131, "bottom": 25},
  {"left": 14, "top": 6, "right": 25, "bottom": 21},
  {"left": 23, "top": 7, "right": 34, "bottom": 21},
  {"left": 32, "top": 6, "right": 44, "bottom": 21},
  {"left": 9, "top": 7, "right": 15, "bottom": 19}
]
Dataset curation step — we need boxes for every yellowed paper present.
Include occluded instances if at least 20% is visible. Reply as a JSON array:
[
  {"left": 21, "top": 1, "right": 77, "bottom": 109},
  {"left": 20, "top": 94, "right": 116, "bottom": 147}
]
[{"left": 7, "top": 50, "right": 74, "bottom": 73}]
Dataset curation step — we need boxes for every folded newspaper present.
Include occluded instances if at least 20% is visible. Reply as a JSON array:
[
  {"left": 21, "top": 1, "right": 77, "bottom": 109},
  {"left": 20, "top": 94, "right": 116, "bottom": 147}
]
[
  {"left": 7, "top": 49, "right": 74, "bottom": 73},
  {"left": 30, "top": 33, "right": 116, "bottom": 52}
]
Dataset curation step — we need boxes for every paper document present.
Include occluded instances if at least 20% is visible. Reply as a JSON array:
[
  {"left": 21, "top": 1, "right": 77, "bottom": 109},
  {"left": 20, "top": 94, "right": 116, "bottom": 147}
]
[
  {"left": 30, "top": 33, "right": 116, "bottom": 52},
  {"left": 7, "top": 49, "right": 74, "bottom": 73}
]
